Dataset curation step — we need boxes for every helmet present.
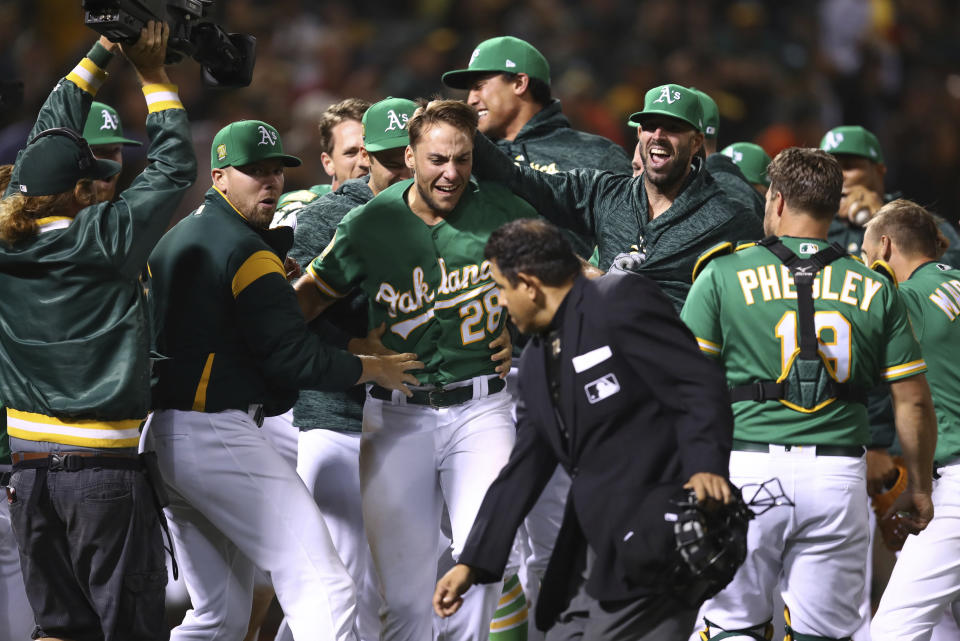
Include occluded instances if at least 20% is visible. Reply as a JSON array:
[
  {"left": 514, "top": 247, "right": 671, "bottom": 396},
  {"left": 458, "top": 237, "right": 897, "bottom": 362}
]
[{"left": 617, "top": 482, "right": 753, "bottom": 607}]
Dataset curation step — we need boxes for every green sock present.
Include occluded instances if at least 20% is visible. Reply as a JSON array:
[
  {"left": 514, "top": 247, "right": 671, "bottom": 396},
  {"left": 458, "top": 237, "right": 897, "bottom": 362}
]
[{"left": 488, "top": 573, "right": 528, "bottom": 641}]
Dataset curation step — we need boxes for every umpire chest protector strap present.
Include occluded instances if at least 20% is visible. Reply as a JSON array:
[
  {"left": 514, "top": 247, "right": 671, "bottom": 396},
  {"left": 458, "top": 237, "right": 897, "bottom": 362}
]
[{"left": 730, "top": 236, "right": 867, "bottom": 410}]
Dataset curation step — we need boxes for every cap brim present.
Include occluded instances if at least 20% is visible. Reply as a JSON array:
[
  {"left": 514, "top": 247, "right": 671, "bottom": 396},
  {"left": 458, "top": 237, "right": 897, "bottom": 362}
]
[
  {"left": 280, "top": 154, "right": 302, "bottom": 167},
  {"left": 442, "top": 68, "right": 500, "bottom": 90},
  {"left": 88, "top": 135, "right": 142, "bottom": 147},
  {"left": 628, "top": 110, "right": 700, "bottom": 132},
  {"left": 364, "top": 140, "right": 408, "bottom": 153},
  {"left": 91, "top": 158, "right": 122, "bottom": 180}
]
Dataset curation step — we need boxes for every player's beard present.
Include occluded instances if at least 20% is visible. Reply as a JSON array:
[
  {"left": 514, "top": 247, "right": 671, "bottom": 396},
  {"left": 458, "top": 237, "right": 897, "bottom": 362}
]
[
  {"left": 415, "top": 178, "right": 461, "bottom": 215},
  {"left": 643, "top": 138, "right": 694, "bottom": 190}
]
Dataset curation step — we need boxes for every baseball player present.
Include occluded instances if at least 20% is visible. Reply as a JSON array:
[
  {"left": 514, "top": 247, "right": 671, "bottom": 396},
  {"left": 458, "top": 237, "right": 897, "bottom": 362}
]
[
  {"left": 1, "top": 23, "right": 196, "bottom": 641},
  {"left": 820, "top": 125, "right": 960, "bottom": 263},
  {"left": 862, "top": 201, "right": 960, "bottom": 640},
  {"left": 319, "top": 98, "right": 372, "bottom": 191},
  {"left": 720, "top": 142, "right": 772, "bottom": 196},
  {"left": 295, "top": 100, "right": 537, "bottom": 641},
  {"left": 442, "top": 35, "right": 631, "bottom": 259},
  {"left": 269, "top": 96, "right": 421, "bottom": 641},
  {"left": 82, "top": 100, "right": 142, "bottom": 201},
  {"left": 146, "top": 118, "right": 422, "bottom": 641},
  {"left": 469, "top": 83, "right": 764, "bottom": 310},
  {"left": 681, "top": 147, "right": 937, "bottom": 640}
]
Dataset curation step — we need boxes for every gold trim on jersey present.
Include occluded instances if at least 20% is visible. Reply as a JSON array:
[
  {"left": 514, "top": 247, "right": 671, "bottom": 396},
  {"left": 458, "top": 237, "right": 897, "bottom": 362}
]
[
  {"left": 870, "top": 259, "right": 898, "bottom": 287},
  {"left": 882, "top": 359, "right": 926, "bottom": 381},
  {"left": 305, "top": 264, "right": 346, "bottom": 299},
  {"left": 66, "top": 57, "right": 108, "bottom": 95},
  {"left": 192, "top": 353, "right": 216, "bottom": 411},
  {"left": 231, "top": 250, "right": 285, "bottom": 298},
  {"left": 5, "top": 408, "right": 143, "bottom": 448},
  {"left": 696, "top": 336, "right": 721, "bottom": 356},
  {"left": 691, "top": 241, "right": 733, "bottom": 283}
]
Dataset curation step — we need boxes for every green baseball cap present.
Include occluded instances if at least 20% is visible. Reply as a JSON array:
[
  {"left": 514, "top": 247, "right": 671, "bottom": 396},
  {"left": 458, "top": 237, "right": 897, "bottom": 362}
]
[
  {"left": 628, "top": 84, "right": 704, "bottom": 133},
  {"left": 17, "top": 129, "right": 120, "bottom": 197},
  {"left": 362, "top": 97, "right": 418, "bottom": 152},
  {"left": 819, "top": 125, "right": 884, "bottom": 164},
  {"left": 721, "top": 142, "right": 772, "bottom": 187},
  {"left": 83, "top": 101, "right": 141, "bottom": 147},
  {"left": 210, "top": 120, "right": 301, "bottom": 170},
  {"left": 441, "top": 36, "right": 550, "bottom": 90},
  {"left": 689, "top": 88, "right": 719, "bottom": 139}
]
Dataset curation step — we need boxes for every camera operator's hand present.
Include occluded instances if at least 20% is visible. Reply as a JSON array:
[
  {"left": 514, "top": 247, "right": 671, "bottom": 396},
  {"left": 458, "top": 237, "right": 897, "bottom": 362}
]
[
  {"left": 98, "top": 35, "right": 121, "bottom": 55},
  {"left": 121, "top": 21, "right": 171, "bottom": 86}
]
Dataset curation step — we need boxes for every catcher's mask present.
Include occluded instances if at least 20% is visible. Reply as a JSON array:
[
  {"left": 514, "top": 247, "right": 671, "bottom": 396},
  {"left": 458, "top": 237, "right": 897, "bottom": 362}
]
[{"left": 616, "top": 481, "right": 758, "bottom": 607}]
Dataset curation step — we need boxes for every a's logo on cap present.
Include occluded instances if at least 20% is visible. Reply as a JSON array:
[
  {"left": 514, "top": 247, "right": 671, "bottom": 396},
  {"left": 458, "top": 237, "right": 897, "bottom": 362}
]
[
  {"left": 100, "top": 109, "right": 119, "bottom": 131},
  {"left": 469, "top": 48, "right": 480, "bottom": 65},
  {"left": 505, "top": 59, "right": 517, "bottom": 68},
  {"left": 654, "top": 86, "right": 681, "bottom": 105},
  {"left": 258, "top": 125, "right": 278, "bottom": 147},
  {"left": 823, "top": 131, "right": 844, "bottom": 150},
  {"left": 217, "top": 144, "right": 227, "bottom": 160},
  {"left": 384, "top": 109, "right": 409, "bottom": 132},
  {"left": 724, "top": 149, "right": 744, "bottom": 163}
]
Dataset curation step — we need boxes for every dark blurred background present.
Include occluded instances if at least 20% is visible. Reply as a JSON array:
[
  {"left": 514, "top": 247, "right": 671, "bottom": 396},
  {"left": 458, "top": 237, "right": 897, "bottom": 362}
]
[{"left": 2, "top": 0, "right": 959, "bottom": 223}]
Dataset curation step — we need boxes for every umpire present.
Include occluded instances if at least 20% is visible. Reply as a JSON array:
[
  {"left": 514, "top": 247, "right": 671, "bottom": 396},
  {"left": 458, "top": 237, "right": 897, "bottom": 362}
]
[
  {"left": 0, "top": 23, "right": 196, "bottom": 641},
  {"left": 434, "top": 219, "right": 734, "bottom": 639}
]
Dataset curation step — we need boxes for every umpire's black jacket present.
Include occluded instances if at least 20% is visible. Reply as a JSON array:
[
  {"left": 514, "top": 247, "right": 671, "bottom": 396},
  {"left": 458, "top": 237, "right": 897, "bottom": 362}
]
[{"left": 458, "top": 269, "right": 733, "bottom": 631}]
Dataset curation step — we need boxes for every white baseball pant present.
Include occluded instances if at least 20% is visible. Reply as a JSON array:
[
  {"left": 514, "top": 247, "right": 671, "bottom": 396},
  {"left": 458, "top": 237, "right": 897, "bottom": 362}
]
[
  {"left": 275, "top": 429, "right": 381, "bottom": 641},
  {"left": 147, "top": 409, "right": 358, "bottom": 641},
  {"left": 871, "top": 462, "right": 960, "bottom": 640},
  {"left": 361, "top": 380, "right": 516, "bottom": 641},
  {"left": 695, "top": 447, "right": 869, "bottom": 640}
]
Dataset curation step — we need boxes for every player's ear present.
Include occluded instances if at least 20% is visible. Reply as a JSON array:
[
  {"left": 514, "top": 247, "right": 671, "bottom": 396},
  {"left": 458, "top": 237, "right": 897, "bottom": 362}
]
[
  {"left": 513, "top": 73, "right": 530, "bottom": 96},
  {"left": 320, "top": 152, "right": 335, "bottom": 178},
  {"left": 211, "top": 167, "right": 227, "bottom": 192},
  {"left": 880, "top": 235, "right": 893, "bottom": 262},
  {"left": 405, "top": 145, "right": 415, "bottom": 170}
]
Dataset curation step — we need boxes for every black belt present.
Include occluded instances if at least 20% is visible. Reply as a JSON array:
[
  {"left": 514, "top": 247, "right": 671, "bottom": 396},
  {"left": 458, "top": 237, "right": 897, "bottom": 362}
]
[
  {"left": 733, "top": 439, "right": 864, "bottom": 458},
  {"left": 369, "top": 377, "right": 506, "bottom": 408},
  {"left": 11, "top": 451, "right": 143, "bottom": 472},
  {"left": 729, "top": 381, "right": 867, "bottom": 405}
]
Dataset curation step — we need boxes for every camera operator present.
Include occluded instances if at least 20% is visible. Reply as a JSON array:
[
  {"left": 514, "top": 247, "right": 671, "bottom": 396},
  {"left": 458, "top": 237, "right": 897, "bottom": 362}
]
[{"left": 0, "top": 21, "right": 196, "bottom": 641}]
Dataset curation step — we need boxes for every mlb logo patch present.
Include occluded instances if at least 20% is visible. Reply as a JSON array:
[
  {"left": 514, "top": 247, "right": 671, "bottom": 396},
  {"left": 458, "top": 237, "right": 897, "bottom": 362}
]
[
  {"left": 799, "top": 243, "right": 819, "bottom": 255},
  {"left": 937, "top": 264, "right": 953, "bottom": 271},
  {"left": 585, "top": 373, "right": 620, "bottom": 404},
  {"left": 217, "top": 144, "right": 227, "bottom": 161}
]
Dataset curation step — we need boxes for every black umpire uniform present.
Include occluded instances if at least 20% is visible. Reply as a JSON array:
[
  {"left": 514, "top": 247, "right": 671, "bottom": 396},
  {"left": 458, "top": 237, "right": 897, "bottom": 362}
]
[{"left": 458, "top": 267, "right": 734, "bottom": 640}]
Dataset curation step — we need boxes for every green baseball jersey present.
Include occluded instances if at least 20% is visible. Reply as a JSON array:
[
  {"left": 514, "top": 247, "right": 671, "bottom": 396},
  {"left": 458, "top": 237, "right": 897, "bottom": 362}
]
[
  {"left": 307, "top": 178, "right": 537, "bottom": 386},
  {"left": 681, "top": 236, "right": 925, "bottom": 446},
  {"left": 898, "top": 261, "right": 960, "bottom": 464}
]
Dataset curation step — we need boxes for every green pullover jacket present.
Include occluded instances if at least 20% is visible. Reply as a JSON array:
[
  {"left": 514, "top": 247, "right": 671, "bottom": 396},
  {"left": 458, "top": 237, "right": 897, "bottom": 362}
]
[{"left": 471, "top": 132, "right": 764, "bottom": 309}]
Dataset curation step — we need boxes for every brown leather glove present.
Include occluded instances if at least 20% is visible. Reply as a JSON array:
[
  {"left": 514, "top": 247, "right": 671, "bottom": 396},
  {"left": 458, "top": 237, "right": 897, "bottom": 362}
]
[{"left": 871, "top": 456, "right": 910, "bottom": 551}]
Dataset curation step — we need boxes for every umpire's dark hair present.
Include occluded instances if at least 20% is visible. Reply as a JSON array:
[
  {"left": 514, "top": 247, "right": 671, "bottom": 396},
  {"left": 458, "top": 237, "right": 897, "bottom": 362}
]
[
  {"left": 484, "top": 219, "right": 580, "bottom": 286},
  {"left": 766, "top": 147, "right": 843, "bottom": 220}
]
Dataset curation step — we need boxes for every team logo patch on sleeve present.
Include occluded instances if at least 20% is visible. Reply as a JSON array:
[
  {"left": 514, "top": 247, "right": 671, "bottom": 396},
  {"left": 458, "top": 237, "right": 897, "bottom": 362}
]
[{"left": 585, "top": 373, "right": 620, "bottom": 404}]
